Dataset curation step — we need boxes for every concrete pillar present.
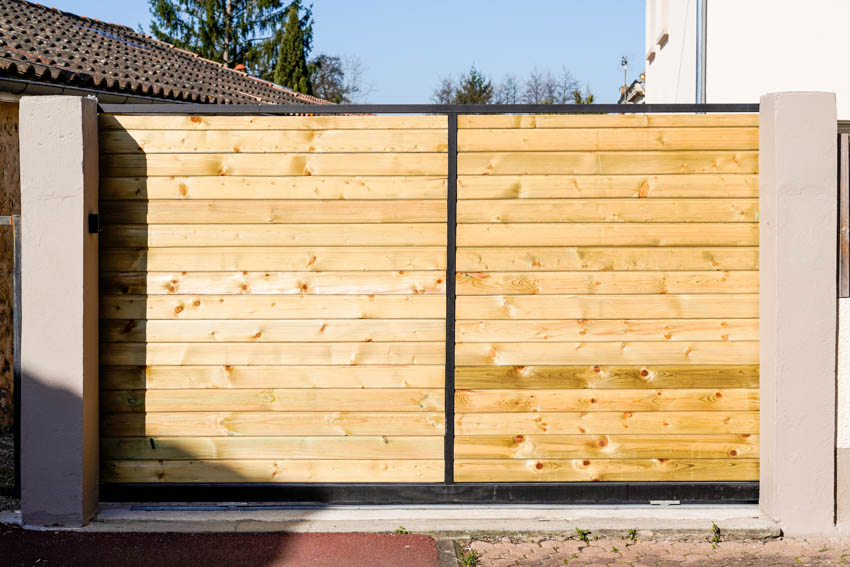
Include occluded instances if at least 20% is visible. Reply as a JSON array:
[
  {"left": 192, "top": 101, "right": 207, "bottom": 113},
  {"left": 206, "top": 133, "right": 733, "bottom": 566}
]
[
  {"left": 19, "top": 96, "right": 99, "bottom": 526},
  {"left": 759, "top": 92, "right": 837, "bottom": 535}
]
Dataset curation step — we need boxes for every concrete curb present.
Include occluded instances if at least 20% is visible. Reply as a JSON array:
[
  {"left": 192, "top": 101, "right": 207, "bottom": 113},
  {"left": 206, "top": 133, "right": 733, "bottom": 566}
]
[{"left": 436, "top": 538, "right": 460, "bottom": 567}]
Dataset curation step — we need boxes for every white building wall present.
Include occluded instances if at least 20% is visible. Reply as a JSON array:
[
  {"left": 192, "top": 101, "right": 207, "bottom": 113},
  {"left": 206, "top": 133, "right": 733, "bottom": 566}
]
[{"left": 644, "top": 0, "right": 696, "bottom": 104}]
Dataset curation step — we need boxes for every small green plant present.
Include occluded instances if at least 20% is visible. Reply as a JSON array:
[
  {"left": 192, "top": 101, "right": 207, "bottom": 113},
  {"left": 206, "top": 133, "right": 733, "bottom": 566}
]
[
  {"left": 710, "top": 522, "right": 721, "bottom": 543},
  {"left": 459, "top": 548, "right": 479, "bottom": 567},
  {"left": 394, "top": 526, "right": 408, "bottom": 534},
  {"left": 576, "top": 528, "right": 591, "bottom": 543},
  {"left": 626, "top": 529, "right": 638, "bottom": 541},
  {"left": 611, "top": 546, "right": 619, "bottom": 553}
]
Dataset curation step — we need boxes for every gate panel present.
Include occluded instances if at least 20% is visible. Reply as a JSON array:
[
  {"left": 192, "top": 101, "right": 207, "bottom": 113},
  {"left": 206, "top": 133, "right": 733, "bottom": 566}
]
[
  {"left": 454, "top": 113, "right": 760, "bottom": 482},
  {"left": 98, "top": 114, "right": 448, "bottom": 484}
]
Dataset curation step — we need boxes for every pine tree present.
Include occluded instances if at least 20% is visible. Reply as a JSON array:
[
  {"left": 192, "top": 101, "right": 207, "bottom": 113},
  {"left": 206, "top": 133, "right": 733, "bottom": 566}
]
[
  {"left": 454, "top": 65, "right": 494, "bottom": 104},
  {"left": 147, "top": 0, "right": 312, "bottom": 82},
  {"left": 274, "top": 1, "right": 313, "bottom": 94}
]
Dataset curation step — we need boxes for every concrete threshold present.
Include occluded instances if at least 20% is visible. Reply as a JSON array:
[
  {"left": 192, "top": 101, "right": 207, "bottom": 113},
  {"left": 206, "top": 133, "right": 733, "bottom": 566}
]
[{"left": 41, "top": 503, "right": 780, "bottom": 540}]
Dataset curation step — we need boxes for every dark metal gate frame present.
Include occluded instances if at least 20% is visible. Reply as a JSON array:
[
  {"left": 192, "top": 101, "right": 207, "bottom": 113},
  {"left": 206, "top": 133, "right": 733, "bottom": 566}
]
[{"left": 97, "top": 102, "right": 760, "bottom": 504}]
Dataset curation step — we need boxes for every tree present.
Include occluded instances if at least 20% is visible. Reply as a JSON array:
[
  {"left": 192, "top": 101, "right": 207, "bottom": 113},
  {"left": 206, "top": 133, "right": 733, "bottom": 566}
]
[
  {"left": 430, "top": 65, "right": 494, "bottom": 104},
  {"left": 572, "top": 88, "right": 595, "bottom": 104},
  {"left": 273, "top": 1, "right": 312, "bottom": 93},
  {"left": 495, "top": 74, "right": 520, "bottom": 104},
  {"left": 431, "top": 77, "right": 455, "bottom": 104},
  {"left": 147, "top": 0, "right": 312, "bottom": 82},
  {"left": 309, "top": 54, "right": 370, "bottom": 103}
]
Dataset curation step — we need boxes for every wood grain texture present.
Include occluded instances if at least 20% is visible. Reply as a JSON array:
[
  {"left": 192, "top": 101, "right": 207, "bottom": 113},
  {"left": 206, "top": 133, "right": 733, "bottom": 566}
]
[
  {"left": 102, "top": 388, "right": 445, "bottom": 413},
  {"left": 103, "top": 459, "right": 445, "bottom": 483},
  {"left": 454, "top": 411, "right": 759, "bottom": 435},
  {"left": 101, "top": 152, "right": 448, "bottom": 177},
  {"left": 454, "top": 389, "right": 758, "bottom": 412},
  {"left": 457, "top": 114, "right": 759, "bottom": 129},
  {"left": 101, "top": 114, "right": 448, "bottom": 131},
  {"left": 456, "top": 247, "right": 758, "bottom": 271},
  {"left": 454, "top": 434, "right": 758, "bottom": 459},
  {"left": 455, "top": 341, "right": 758, "bottom": 366},
  {"left": 456, "top": 271, "right": 758, "bottom": 295},
  {"left": 456, "top": 319, "right": 758, "bottom": 342},
  {"left": 457, "top": 223, "right": 757, "bottom": 247},
  {"left": 101, "top": 271, "right": 447, "bottom": 296},
  {"left": 459, "top": 128, "right": 758, "bottom": 152},
  {"left": 455, "top": 294, "right": 758, "bottom": 320},
  {"left": 102, "top": 411, "right": 446, "bottom": 437},
  {"left": 102, "top": 129, "right": 448, "bottom": 154},
  {"left": 100, "top": 295, "right": 446, "bottom": 320},
  {"left": 101, "top": 246, "right": 447, "bottom": 271},
  {"left": 454, "top": 365, "right": 759, "bottom": 389},
  {"left": 100, "top": 364, "right": 444, "bottom": 390},
  {"left": 453, "top": 458, "right": 759, "bottom": 482},
  {"left": 457, "top": 151, "right": 758, "bottom": 176},
  {"left": 101, "top": 199, "right": 446, "bottom": 224},
  {"left": 103, "top": 319, "right": 446, "bottom": 343},
  {"left": 100, "top": 175, "right": 448, "bottom": 200},
  {"left": 457, "top": 174, "right": 758, "bottom": 199},
  {"left": 457, "top": 199, "right": 757, "bottom": 223},
  {"left": 102, "top": 435, "right": 444, "bottom": 460},
  {"left": 101, "top": 341, "right": 445, "bottom": 365}
]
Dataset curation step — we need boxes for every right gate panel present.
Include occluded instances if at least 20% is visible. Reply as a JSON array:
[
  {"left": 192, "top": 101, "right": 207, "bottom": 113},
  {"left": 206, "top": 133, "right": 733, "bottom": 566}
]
[{"left": 454, "top": 113, "right": 760, "bottom": 482}]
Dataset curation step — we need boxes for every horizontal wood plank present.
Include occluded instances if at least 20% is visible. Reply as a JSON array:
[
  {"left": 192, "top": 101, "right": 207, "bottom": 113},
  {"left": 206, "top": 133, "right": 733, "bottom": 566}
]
[
  {"left": 103, "top": 436, "right": 444, "bottom": 460},
  {"left": 102, "top": 388, "right": 445, "bottom": 413},
  {"left": 101, "top": 115, "right": 448, "bottom": 131},
  {"left": 457, "top": 174, "right": 758, "bottom": 199},
  {"left": 103, "top": 459, "right": 444, "bottom": 483},
  {"left": 456, "top": 247, "right": 758, "bottom": 271},
  {"left": 454, "top": 388, "right": 759, "bottom": 412},
  {"left": 101, "top": 364, "right": 444, "bottom": 390},
  {"left": 457, "top": 114, "right": 759, "bottom": 129},
  {"left": 454, "top": 365, "right": 759, "bottom": 389},
  {"left": 101, "top": 295, "right": 446, "bottom": 320},
  {"left": 456, "top": 271, "right": 757, "bottom": 295},
  {"left": 101, "top": 271, "right": 447, "bottom": 296},
  {"left": 454, "top": 411, "right": 759, "bottom": 435},
  {"left": 453, "top": 458, "right": 758, "bottom": 482},
  {"left": 102, "top": 411, "right": 446, "bottom": 436}
]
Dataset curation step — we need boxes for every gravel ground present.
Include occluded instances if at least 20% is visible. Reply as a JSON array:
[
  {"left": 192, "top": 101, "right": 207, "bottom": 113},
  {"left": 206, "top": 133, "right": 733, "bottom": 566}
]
[
  {"left": 465, "top": 536, "right": 850, "bottom": 566},
  {"left": 0, "top": 433, "right": 17, "bottom": 512}
]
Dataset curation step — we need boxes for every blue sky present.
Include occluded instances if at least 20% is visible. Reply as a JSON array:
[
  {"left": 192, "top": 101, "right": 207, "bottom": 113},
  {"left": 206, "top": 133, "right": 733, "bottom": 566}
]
[{"left": 41, "top": 0, "right": 645, "bottom": 103}]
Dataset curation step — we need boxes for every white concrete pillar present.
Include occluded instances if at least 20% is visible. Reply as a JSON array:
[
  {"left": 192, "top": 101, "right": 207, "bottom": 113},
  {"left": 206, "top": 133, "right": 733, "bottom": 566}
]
[
  {"left": 19, "top": 96, "right": 99, "bottom": 526},
  {"left": 759, "top": 92, "right": 837, "bottom": 535}
]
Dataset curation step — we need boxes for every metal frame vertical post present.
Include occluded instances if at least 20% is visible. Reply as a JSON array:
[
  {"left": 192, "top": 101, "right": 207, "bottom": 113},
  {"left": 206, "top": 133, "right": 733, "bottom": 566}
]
[
  {"left": 11, "top": 214, "right": 20, "bottom": 497},
  {"left": 444, "top": 113, "right": 457, "bottom": 484},
  {"left": 839, "top": 134, "right": 849, "bottom": 297}
]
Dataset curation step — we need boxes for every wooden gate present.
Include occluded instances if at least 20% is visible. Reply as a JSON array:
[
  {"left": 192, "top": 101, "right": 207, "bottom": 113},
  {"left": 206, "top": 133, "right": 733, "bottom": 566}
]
[{"left": 96, "top": 105, "right": 759, "bottom": 498}]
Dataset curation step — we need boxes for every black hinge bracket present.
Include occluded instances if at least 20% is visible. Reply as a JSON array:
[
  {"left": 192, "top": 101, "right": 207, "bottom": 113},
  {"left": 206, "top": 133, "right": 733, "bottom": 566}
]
[{"left": 88, "top": 213, "right": 102, "bottom": 234}]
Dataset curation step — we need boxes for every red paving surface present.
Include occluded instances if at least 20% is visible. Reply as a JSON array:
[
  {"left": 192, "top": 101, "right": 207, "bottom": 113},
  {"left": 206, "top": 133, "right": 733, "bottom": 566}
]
[{"left": 0, "top": 524, "right": 440, "bottom": 567}]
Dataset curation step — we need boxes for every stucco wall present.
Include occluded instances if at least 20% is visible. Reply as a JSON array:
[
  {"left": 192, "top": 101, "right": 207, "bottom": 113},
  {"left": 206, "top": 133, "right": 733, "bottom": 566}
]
[
  {"left": 644, "top": 0, "right": 696, "bottom": 105},
  {"left": 0, "top": 102, "right": 18, "bottom": 433}
]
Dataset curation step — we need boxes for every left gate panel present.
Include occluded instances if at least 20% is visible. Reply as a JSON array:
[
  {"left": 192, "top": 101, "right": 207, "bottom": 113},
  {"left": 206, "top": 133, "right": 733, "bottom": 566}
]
[{"left": 97, "top": 114, "right": 448, "bottom": 484}]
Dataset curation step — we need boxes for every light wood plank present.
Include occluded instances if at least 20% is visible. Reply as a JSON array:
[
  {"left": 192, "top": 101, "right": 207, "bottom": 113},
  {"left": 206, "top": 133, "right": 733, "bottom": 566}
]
[
  {"left": 459, "top": 128, "right": 758, "bottom": 152},
  {"left": 100, "top": 364, "right": 445, "bottom": 390},
  {"left": 101, "top": 342, "right": 445, "bottom": 365},
  {"left": 103, "top": 319, "right": 446, "bottom": 343},
  {"left": 103, "top": 436, "right": 444, "bottom": 460},
  {"left": 101, "top": 200, "right": 446, "bottom": 224},
  {"left": 102, "top": 411, "right": 446, "bottom": 436},
  {"left": 101, "top": 152, "right": 448, "bottom": 177},
  {"left": 458, "top": 114, "right": 759, "bottom": 129},
  {"left": 458, "top": 223, "right": 757, "bottom": 246},
  {"left": 100, "top": 176, "right": 448, "bottom": 200},
  {"left": 457, "top": 151, "right": 758, "bottom": 175},
  {"left": 455, "top": 341, "right": 758, "bottom": 366},
  {"left": 455, "top": 389, "right": 759, "bottom": 412},
  {"left": 100, "top": 114, "right": 448, "bottom": 130},
  {"left": 456, "top": 247, "right": 758, "bottom": 271},
  {"left": 453, "top": 458, "right": 759, "bottom": 482},
  {"left": 101, "top": 294, "right": 446, "bottom": 320},
  {"left": 101, "top": 247, "right": 447, "bottom": 272},
  {"left": 454, "top": 411, "right": 759, "bottom": 435},
  {"left": 103, "top": 223, "right": 448, "bottom": 247},
  {"left": 456, "top": 319, "right": 758, "bottom": 342},
  {"left": 456, "top": 271, "right": 758, "bottom": 295},
  {"left": 101, "top": 271, "right": 447, "bottom": 296},
  {"left": 102, "top": 129, "right": 448, "bottom": 153},
  {"left": 103, "top": 459, "right": 445, "bottom": 483},
  {"left": 454, "top": 365, "right": 759, "bottom": 389},
  {"left": 456, "top": 294, "right": 758, "bottom": 320},
  {"left": 457, "top": 199, "right": 757, "bottom": 223},
  {"left": 457, "top": 174, "right": 759, "bottom": 199},
  {"left": 102, "top": 388, "right": 445, "bottom": 413},
  {"left": 454, "top": 434, "right": 758, "bottom": 459}
]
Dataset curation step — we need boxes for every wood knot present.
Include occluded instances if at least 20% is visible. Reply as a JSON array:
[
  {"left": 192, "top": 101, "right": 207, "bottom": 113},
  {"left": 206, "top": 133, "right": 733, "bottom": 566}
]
[
  {"left": 174, "top": 305, "right": 184, "bottom": 314},
  {"left": 715, "top": 392, "right": 723, "bottom": 398},
  {"left": 589, "top": 398, "right": 597, "bottom": 404},
  {"left": 514, "top": 435, "right": 524, "bottom": 443},
  {"left": 582, "top": 460, "right": 591, "bottom": 466},
  {"left": 192, "top": 299, "right": 201, "bottom": 307},
  {"left": 729, "top": 450, "right": 738, "bottom": 456},
  {"left": 597, "top": 439, "right": 607, "bottom": 447},
  {"left": 640, "top": 369, "right": 649, "bottom": 377},
  {"left": 189, "top": 116, "right": 202, "bottom": 123},
  {"left": 535, "top": 462, "right": 544, "bottom": 470},
  {"left": 593, "top": 365, "right": 601, "bottom": 373}
]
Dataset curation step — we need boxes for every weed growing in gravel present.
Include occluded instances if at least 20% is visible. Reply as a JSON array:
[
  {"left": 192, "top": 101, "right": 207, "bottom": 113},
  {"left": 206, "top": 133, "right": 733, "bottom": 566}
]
[
  {"left": 626, "top": 529, "right": 638, "bottom": 541},
  {"left": 394, "top": 526, "right": 408, "bottom": 534},
  {"left": 710, "top": 523, "right": 721, "bottom": 544},
  {"left": 575, "top": 528, "right": 591, "bottom": 543},
  {"left": 458, "top": 548, "right": 479, "bottom": 567}
]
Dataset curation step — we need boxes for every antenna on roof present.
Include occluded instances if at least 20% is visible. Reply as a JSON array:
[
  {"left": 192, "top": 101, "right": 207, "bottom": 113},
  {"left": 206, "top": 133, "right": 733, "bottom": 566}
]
[{"left": 621, "top": 56, "right": 628, "bottom": 90}]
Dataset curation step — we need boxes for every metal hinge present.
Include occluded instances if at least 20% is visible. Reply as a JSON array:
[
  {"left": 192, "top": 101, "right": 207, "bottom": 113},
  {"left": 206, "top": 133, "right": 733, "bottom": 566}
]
[{"left": 88, "top": 213, "right": 102, "bottom": 234}]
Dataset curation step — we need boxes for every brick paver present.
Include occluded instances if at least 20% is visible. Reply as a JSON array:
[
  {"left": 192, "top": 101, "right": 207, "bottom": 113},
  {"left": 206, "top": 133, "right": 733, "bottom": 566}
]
[{"left": 465, "top": 536, "right": 850, "bottom": 566}]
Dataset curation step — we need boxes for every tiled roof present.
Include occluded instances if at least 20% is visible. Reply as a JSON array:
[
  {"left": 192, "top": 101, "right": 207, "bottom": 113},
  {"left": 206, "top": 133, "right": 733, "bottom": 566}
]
[{"left": 0, "top": 0, "right": 328, "bottom": 104}]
